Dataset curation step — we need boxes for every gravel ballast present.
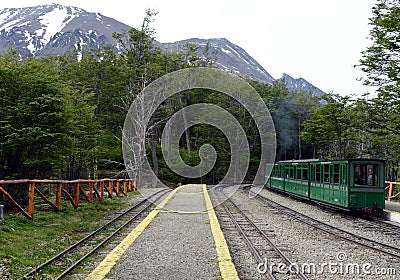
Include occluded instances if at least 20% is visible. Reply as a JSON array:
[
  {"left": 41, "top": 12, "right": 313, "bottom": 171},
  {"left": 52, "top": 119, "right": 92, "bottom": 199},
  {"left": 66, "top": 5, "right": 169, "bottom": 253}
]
[{"left": 211, "top": 185, "right": 399, "bottom": 280}]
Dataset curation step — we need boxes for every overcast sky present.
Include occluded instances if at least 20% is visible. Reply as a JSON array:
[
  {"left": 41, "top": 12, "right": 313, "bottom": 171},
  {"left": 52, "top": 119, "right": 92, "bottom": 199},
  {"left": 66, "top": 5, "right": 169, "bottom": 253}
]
[{"left": 0, "top": 0, "right": 377, "bottom": 95}]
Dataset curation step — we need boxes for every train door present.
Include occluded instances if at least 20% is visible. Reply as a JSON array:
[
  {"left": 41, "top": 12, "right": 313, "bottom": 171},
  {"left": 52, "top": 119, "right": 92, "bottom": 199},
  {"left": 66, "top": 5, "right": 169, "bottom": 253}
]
[
  {"left": 341, "top": 163, "right": 348, "bottom": 206},
  {"left": 310, "top": 163, "right": 323, "bottom": 201},
  {"left": 322, "top": 162, "right": 331, "bottom": 202},
  {"left": 331, "top": 162, "right": 347, "bottom": 207}
]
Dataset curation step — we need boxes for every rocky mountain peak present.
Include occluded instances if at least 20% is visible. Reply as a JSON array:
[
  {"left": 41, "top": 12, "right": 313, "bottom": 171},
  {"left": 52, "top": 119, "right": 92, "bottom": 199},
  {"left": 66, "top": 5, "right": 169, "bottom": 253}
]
[
  {"left": 281, "top": 73, "right": 325, "bottom": 97},
  {"left": 0, "top": 3, "right": 129, "bottom": 57},
  {"left": 163, "top": 37, "right": 275, "bottom": 84}
]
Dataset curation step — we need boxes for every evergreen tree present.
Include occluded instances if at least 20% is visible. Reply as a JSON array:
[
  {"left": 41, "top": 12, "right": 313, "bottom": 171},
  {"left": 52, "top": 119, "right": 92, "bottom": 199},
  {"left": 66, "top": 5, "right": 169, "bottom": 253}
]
[
  {"left": 302, "top": 94, "right": 359, "bottom": 159},
  {"left": 357, "top": 0, "right": 400, "bottom": 179},
  {"left": 0, "top": 52, "right": 70, "bottom": 178}
]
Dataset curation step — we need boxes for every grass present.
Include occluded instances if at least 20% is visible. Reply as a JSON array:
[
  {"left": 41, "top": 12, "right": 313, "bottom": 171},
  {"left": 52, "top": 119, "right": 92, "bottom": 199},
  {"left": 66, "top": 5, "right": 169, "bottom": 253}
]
[{"left": 0, "top": 191, "right": 140, "bottom": 279}]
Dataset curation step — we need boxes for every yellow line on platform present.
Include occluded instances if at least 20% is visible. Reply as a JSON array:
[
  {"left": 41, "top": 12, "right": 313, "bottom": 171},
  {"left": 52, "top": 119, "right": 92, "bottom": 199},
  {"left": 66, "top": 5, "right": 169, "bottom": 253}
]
[
  {"left": 384, "top": 209, "right": 400, "bottom": 214},
  {"left": 203, "top": 184, "right": 239, "bottom": 280},
  {"left": 86, "top": 186, "right": 183, "bottom": 280}
]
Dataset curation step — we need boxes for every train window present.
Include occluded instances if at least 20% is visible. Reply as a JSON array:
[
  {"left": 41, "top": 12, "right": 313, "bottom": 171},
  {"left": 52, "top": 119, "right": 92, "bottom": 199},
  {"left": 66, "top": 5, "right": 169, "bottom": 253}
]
[
  {"left": 302, "top": 168, "right": 308, "bottom": 180},
  {"left": 354, "top": 164, "right": 379, "bottom": 186},
  {"left": 272, "top": 165, "right": 277, "bottom": 177},
  {"left": 296, "top": 167, "right": 301, "bottom": 180},
  {"left": 341, "top": 164, "right": 347, "bottom": 185},
  {"left": 290, "top": 166, "right": 295, "bottom": 179},
  {"left": 323, "top": 164, "right": 330, "bottom": 183},
  {"left": 315, "top": 165, "right": 321, "bottom": 182},
  {"left": 311, "top": 165, "right": 315, "bottom": 182},
  {"left": 333, "top": 164, "right": 340, "bottom": 184}
]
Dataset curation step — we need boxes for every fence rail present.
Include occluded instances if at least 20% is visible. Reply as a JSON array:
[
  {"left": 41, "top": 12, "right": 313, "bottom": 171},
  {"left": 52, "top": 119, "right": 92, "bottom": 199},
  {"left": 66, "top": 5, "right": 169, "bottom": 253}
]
[
  {"left": 0, "top": 179, "right": 136, "bottom": 220},
  {"left": 385, "top": 181, "right": 400, "bottom": 201}
]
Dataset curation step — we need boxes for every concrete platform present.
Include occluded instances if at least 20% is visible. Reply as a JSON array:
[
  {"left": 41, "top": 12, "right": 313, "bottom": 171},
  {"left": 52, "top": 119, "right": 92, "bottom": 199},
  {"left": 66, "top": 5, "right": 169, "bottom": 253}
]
[
  {"left": 86, "top": 184, "right": 238, "bottom": 280},
  {"left": 386, "top": 200, "right": 400, "bottom": 212},
  {"left": 384, "top": 200, "right": 400, "bottom": 223}
]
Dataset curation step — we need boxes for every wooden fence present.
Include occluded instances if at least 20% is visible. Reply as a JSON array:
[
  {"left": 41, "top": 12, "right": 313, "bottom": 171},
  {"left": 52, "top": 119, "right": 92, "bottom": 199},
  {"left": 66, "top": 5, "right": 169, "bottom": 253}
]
[
  {"left": 0, "top": 179, "right": 136, "bottom": 220},
  {"left": 386, "top": 181, "right": 400, "bottom": 201}
]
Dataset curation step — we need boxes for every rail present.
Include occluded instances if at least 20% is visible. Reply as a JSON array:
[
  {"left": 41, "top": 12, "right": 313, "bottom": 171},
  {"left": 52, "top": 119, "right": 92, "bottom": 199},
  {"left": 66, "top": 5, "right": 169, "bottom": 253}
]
[
  {"left": 0, "top": 178, "right": 136, "bottom": 220},
  {"left": 245, "top": 186, "right": 400, "bottom": 260},
  {"left": 385, "top": 181, "right": 400, "bottom": 201}
]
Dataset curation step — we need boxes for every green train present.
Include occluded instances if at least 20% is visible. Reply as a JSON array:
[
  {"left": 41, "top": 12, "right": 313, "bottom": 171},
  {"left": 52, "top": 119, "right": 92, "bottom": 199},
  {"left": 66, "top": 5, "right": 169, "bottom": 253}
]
[{"left": 266, "top": 159, "right": 386, "bottom": 211}]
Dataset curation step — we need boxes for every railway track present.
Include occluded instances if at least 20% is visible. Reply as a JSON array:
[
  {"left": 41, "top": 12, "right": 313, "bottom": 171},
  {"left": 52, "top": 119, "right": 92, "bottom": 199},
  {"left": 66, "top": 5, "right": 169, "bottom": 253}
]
[
  {"left": 21, "top": 189, "right": 170, "bottom": 279},
  {"left": 244, "top": 186, "right": 400, "bottom": 260},
  {"left": 215, "top": 187, "right": 308, "bottom": 280},
  {"left": 281, "top": 189, "right": 400, "bottom": 238},
  {"left": 358, "top": 216, "right": 400, "bottom": 237},
  {"left": 300, "top": 193, "right": 400, "bottom": 238}
]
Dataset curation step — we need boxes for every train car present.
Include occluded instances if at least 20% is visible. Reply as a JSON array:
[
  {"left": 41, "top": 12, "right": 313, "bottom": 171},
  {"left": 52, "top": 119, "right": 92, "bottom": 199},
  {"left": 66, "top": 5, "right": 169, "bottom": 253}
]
[{"left": 266, "top": 159, "right": 386, "bottom": 211}]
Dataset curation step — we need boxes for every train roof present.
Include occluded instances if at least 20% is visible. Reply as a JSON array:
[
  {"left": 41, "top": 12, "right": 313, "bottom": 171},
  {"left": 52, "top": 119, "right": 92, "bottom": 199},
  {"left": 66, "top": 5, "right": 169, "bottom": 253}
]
[
  {"left": 277, "top": 159, "right": 324, "bottom": 163},
  {"left": 276, "top": 158, "right": 385, "bottom": 164}
]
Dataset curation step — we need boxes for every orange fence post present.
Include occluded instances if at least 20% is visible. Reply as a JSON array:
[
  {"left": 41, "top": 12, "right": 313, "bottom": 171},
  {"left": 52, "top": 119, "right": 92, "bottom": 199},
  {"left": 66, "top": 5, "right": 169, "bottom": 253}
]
[
  {"left": 99, "top": 181, "right": 104, "bottom": 201},
  {"left": 386, "top": 182, "right": 394, "bottom": 200},
  {"left": 89, "top": 182, "right": 93, "bottom": 202},
  {"left": 28, "top": 182, "right": 35, "bottom": 219},
  {"left": 108, "top": 180, "right": 113, "bottom": 198},
  {"left": 56, "top": 182, "right": 62, "bottom": 211},
  {"left": 123, "top": 181, "right": 127, "bottom": 195},
  {"left": 134, "top": 179, "right": 137, "bottom": 191},
  {"left": 128, "top": 180, "right": 132, "bottom": 192},
  {"left": 393, "top": 182, "right": 400, "bottom": 200},
  {"left": 74, "top": 182, "right": 79, "bottom": 207},
  {"left": 115, "top": 180, "right": 120, "bottom": 196}
]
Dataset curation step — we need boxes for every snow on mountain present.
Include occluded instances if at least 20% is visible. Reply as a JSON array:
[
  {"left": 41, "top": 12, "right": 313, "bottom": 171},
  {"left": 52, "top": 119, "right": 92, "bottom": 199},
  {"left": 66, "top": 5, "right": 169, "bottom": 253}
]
[
  {"left": 0, "top": 4, "right": 130, "bottom": 57},
  {"left": 163, "top": 38, "right": 275, "bottom": 84}
]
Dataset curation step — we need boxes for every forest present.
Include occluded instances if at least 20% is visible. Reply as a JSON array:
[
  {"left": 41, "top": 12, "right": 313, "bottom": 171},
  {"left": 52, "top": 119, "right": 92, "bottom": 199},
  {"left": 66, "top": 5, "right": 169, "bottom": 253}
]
[{"left": 0, "top": 0, "right": 399, "bottom": 183}]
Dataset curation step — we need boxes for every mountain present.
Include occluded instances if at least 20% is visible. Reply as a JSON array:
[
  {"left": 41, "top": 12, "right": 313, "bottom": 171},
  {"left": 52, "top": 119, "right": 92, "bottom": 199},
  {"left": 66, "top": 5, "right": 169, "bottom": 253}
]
[
  {"left": 163, "top": 38, "right": 275, "bottom": 84},
  {"left": 0, "top": 4, "right": 324, "bottom": 96},
  {"left": 280, "top": 73, "right": 325, "bottom": 97},
  {"left": 0, "top": 4, "right": 129, "bottom": 57}
]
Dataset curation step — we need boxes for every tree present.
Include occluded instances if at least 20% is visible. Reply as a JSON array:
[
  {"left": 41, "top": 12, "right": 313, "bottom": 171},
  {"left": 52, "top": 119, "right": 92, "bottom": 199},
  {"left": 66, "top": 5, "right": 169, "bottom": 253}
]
[
  {"left": 58, "top": 47, "right": 129, "bottom": 178},
  {"left": 358, "top": 0, "right": 400, "bottom": 89},
  {"left": 302, "top": 94, "right": 360, "bottom": 159},
  {"left": 0, "top": 52, "right": 70, "bottom": 178},
  {"left": 114, "top": 10, "right": 189, "bottom": 184},
  {"left": 358, "top": 0, "right": 400, "bottom": 132},
  {"left": 252, "top": 80, "right": 320, "bottom": 160},
  {"left": 357, "top": 0, "right": 400, "bottom": 180}
]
